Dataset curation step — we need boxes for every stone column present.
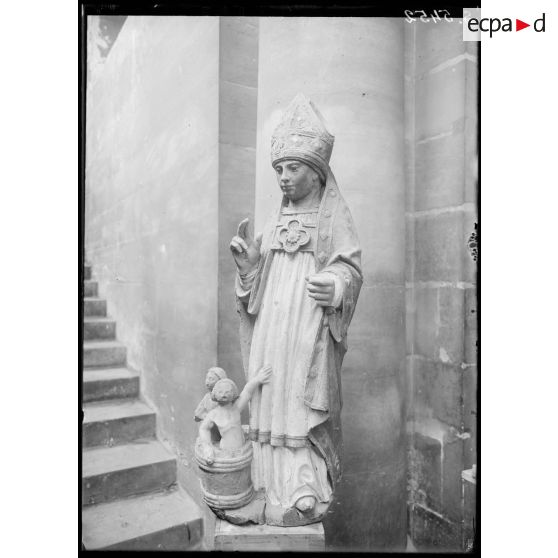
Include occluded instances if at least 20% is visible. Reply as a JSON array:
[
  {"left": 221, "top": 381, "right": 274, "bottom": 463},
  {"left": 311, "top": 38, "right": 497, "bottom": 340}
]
[{"left": 254, "top": 17, "right": 407, "bottom": 551}]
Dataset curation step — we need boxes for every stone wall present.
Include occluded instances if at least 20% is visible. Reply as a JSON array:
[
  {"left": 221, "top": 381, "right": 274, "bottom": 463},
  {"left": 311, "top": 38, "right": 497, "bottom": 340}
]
[
  {"left": 254, "top": 17, "right": 408, "bottom": 551},
  {"left": 404, "top": 20, "right": 478, "bottom": 551},
  {"left": 85, "top": 16, "right": 220, "bottom": 496}
]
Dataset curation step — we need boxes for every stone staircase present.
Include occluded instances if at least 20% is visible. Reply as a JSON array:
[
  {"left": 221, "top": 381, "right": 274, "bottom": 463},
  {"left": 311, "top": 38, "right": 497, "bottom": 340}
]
[{"left": 82, "top": 262, "right": 204, "bottom": 550}]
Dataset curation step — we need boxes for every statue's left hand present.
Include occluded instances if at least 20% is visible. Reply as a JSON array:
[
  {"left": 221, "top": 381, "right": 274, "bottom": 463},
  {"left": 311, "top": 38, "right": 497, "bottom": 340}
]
[{"left": 306, "top": 274, "right": 335, "bottom": 307}]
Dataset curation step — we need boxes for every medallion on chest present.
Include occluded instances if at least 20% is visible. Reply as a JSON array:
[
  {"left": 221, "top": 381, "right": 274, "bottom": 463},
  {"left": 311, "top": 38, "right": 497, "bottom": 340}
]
[{"left": 271, "top": 210, "right": 318, "bottom": 254}]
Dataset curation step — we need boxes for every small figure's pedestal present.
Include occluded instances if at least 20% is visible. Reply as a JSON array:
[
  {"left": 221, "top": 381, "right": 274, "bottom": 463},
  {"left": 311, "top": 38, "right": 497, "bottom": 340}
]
[{"left": 214, "top": 519, "right": 325, "bottom": 552}]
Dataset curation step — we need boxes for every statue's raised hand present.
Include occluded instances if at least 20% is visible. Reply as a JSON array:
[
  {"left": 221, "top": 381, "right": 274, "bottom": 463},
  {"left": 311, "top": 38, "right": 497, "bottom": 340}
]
[{"left": 230, "top": 218, "right": 262, "bottom": 275}]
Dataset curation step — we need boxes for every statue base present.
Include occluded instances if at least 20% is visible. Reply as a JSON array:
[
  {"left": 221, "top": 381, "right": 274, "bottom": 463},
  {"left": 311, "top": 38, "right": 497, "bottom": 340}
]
[
  {"left": 212, "top": 490, "right": 266, "bottom": 525},
  {"left": 214, "top": 519, "right": 325, "bottom": 551},
  {"left": 209, "top": 488, "right": 330, "bottom": 527}
]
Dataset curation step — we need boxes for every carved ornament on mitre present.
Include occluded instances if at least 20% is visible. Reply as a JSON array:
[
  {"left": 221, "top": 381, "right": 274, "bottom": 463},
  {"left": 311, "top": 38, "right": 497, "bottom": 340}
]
[{"left": 271, "top": 93, "right": 335, "bottom": 181}]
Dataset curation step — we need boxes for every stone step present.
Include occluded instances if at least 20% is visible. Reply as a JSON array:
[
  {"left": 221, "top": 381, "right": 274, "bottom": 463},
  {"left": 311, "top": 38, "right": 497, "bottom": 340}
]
[
  {"left": 83, "top": 368, "right": 139, "bottom": 402},
  {"left": 84, "top": 340, "right": 126, "bottom": 368},
  {"left": 84, "top": 317, "right": 116, "bottom": 341},
  {"left": 84, "top": 280, "right": 98, "bottom": 298},
  {"left": 82, "top": 487, "right": 204, "bottom": 550},
  {"left": 84, "top": 264, "right": 92, "bottom": 280},
  {"left": 84, "top": 297, "right": 107, "bottom": 318},
  {"left": 83, "top": 399, "right": 156, "bottom": 448},
  {"left": 82, "top": 440, "right": 176, "bottom": 506}
]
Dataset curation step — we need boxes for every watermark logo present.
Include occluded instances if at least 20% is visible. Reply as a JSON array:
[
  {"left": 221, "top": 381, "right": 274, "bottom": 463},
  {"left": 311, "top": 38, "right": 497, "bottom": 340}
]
[{"left": 463, "top": 8, "right": 546, "bottom": 40}]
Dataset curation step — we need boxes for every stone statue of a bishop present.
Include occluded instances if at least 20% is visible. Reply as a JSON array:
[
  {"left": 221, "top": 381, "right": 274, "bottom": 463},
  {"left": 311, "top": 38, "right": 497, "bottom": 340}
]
[{"left": 230, "top": 93, "right": 363, "bottom": 526}]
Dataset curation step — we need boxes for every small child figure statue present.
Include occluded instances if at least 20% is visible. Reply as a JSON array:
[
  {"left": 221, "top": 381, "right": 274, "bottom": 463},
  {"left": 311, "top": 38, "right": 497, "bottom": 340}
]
[
  {"left": 198, "top": 366, "right": 272, "bottom": 465},
  {"left": 194, "top": 366, "right": 228, "bottom": 422}
]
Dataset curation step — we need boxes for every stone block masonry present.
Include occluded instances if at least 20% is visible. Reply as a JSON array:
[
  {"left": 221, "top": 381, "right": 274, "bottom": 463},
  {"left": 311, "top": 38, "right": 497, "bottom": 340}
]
[{"left": 404, "top": 19, "right": 478, "bottom": 552}]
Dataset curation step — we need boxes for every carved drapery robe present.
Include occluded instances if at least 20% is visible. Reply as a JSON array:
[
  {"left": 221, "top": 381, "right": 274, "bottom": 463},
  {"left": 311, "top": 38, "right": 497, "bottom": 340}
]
[{"left": 236, "top": 170, "right": 362, "bottom": 510}]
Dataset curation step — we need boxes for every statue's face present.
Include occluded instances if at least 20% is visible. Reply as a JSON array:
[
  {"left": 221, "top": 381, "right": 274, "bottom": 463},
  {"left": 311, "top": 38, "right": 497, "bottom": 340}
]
[
  {"left": 273, "top": 160, "right": 319, "bottom": 202},
  {"left": 212, "top": 380, "right": 237, "bottom": 404},
  {"left": 206, "top": 371, "right": 219, "bottom": 390}
]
